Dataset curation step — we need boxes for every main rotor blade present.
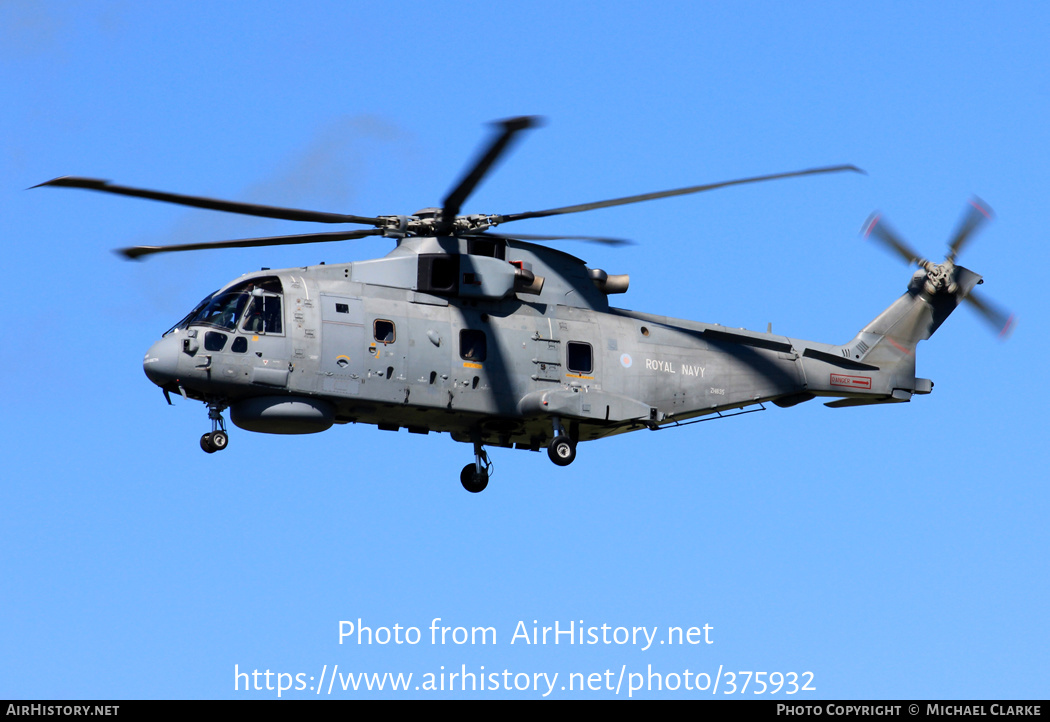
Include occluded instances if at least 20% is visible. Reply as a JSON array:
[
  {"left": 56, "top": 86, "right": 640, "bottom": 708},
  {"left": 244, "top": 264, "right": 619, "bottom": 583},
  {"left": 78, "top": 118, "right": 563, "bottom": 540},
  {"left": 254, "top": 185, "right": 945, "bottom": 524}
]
[
  {"left": 496, "top": 164, "right": 864, "bottom": 224},
  {"left": 964, "top": 289, "right": 1015, "bottom": 338},
  {"left": 861, "top": 212, "right": 924, "bottom": 266},
  {"left": 440, "top": 116, "right": 542, "bottom": 230},
  {"left": 476, "top": 231, "right": 633, "bottom": 246},
  {"left": 118, "top": 228, "right": 385, "bottom": 260},
  {"left": 34, "top": 177, "right": 384, "bottom": 226},
  {"left": 946, "top": 197, "right": 993, "bottom": 262}
]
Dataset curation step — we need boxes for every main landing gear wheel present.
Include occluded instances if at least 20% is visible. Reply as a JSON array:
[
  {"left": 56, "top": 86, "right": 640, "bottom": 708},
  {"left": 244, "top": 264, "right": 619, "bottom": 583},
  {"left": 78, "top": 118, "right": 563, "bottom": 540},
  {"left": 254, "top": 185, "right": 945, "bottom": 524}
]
[
  {"left": 460, "top": 464, "right": 489, "bottom": 493},
  {"left": 200, "top": 430, "right": 228, "bottom": 453},
  {"left": 548, "top": 435, "right": 576, "bottom": 466},
  {"left": 461, "top": 437, "right": 493, "bottom": 493}
]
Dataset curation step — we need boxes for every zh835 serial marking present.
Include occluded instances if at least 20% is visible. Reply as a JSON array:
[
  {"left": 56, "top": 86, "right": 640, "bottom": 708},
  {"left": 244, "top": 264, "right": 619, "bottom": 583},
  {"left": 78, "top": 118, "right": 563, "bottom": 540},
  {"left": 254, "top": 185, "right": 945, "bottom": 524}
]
[{"left": 37, "top": 117, "right": 1013, "bottom": 492}]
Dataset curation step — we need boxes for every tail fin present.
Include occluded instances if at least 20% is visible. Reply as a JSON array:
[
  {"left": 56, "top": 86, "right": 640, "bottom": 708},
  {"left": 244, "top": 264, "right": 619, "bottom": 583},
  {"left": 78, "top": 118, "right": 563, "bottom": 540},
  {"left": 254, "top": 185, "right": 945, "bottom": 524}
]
[
  {"left": 847, "top": 265, "right": 981, "bottom": 356},
  {"left": 821, "top": 265, "right": 982, "bottom": 407}
]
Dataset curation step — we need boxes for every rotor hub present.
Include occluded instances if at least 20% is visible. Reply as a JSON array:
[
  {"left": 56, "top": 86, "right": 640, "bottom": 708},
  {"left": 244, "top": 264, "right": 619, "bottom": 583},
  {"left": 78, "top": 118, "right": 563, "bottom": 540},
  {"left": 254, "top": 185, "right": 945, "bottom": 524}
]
[
  {"left": 922, "top": 259, "right": 958, "bottom": 295},
  {"left": 379, "top": 210, "right": 499, "bottom": 238}
]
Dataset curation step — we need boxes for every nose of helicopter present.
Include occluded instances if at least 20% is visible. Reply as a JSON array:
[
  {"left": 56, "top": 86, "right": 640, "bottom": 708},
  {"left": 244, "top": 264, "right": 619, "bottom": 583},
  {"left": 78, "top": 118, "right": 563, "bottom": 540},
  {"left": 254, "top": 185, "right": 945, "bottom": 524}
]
[{"left": 142, "top": 335, "right": 181, "bottom": 388}]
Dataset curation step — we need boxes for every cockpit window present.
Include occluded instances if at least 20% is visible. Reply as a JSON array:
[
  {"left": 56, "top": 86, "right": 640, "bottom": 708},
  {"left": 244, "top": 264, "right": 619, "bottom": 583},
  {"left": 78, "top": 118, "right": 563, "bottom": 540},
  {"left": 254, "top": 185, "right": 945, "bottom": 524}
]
[
  {"left": 242, "top": 295, "right": 283, "bottom": 335},
  {"left": 165, "top": 276, "right": 283, "bottom": 335},
  {"left": 193, "top": 289, "right": 251, "bottom": 331}
]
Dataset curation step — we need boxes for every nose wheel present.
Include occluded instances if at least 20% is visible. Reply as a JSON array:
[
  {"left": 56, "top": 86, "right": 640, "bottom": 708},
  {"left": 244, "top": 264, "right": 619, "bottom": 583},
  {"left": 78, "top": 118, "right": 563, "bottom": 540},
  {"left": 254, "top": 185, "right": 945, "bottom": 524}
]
[
  {"left": 200, "top": 430, "right": 228, "bottom": 453},
  {"left": 200, "top": 399, "right": 230, "bottom": 453}
]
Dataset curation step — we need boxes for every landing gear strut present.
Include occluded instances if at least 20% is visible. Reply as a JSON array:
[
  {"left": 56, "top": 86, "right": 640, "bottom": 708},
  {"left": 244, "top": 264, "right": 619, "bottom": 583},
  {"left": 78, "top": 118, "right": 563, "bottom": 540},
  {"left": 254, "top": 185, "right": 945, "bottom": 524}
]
[
  {"left": 547, "top": 416, "right": 576, "bottom": 466},
  {"left": 200, "top": 399, "right": 229, "bottom": 454},
  {"left": 460, "top": 438, "right": 492, "bottom": 493}
]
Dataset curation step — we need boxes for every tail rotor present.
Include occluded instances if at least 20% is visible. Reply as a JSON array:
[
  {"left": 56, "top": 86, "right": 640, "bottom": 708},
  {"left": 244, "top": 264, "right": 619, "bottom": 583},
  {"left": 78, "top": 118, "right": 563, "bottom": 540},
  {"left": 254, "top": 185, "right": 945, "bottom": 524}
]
[{"left": 861, "top": 198, "right": 1015, "bottom": 338}]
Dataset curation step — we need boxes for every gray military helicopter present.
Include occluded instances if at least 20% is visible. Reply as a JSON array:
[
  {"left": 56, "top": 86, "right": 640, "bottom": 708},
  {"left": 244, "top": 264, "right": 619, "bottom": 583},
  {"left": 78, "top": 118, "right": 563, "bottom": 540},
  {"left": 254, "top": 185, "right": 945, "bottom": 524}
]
[{"left": 37, "top": 117, "right": 1013, "bottom": 492}]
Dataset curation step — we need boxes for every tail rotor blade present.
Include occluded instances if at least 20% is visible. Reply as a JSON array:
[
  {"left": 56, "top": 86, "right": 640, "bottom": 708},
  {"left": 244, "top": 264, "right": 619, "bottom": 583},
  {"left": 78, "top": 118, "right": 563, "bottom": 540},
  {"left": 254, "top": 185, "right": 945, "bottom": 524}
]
[
  {"left": 946, "top": 196, "right": 994, "bottom": 262},
  {"left": 861, "top": 212, "right": 924, "bottom": 266},
  {"left": 965, "top": 289, "right": 1015, "bottom": 338}
]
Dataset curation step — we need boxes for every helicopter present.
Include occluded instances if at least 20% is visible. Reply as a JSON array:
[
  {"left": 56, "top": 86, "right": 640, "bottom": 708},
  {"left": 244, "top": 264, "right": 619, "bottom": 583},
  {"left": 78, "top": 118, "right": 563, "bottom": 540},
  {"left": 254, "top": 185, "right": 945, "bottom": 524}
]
[{"left": 35, "top": 116, "right": 1014, "bottom": 492}]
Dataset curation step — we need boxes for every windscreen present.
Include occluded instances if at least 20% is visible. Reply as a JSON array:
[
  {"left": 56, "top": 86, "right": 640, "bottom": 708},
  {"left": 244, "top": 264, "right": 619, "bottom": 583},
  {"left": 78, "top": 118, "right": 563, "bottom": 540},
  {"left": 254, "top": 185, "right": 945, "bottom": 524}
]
[{"left": 164, "top": 276, "right": 283, "bottom": 336}]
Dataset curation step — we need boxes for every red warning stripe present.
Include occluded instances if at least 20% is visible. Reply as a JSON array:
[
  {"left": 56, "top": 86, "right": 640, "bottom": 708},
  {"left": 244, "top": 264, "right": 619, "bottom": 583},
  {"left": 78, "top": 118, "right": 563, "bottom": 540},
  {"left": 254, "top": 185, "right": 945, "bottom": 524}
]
[
  {"left": 970, "top": 198, "right": 993, "bottom": 219},
  {"left": 830, "top": 374, "right": 872, "bottom": 389},
  {"left": 863, "top": 213, "right": 881, "bottom": 238}
]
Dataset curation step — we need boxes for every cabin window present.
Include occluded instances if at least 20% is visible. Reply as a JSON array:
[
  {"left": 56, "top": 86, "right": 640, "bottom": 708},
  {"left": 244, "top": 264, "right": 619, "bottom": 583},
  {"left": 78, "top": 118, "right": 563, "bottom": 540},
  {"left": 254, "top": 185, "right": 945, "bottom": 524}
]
[
  {"left": 567, "top": 342, "right": 593, "bottom": 375},
  {"left": 231, "top": 336, "right": 248, "bottom": 353},
  {"left": 374, "top": 320, "right": 395, "bottom": 344},
  {"left": 335, "top": 303, "right": 349, "bottom": 314},
  {"left": 460, "top": 329, "right": 487, "bottom": 362}
]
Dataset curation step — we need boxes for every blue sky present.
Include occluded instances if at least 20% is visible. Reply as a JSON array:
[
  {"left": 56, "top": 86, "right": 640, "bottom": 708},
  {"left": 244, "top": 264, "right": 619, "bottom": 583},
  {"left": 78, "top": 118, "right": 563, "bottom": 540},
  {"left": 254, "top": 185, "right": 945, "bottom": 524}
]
[{"left": 2, "top": 1, "right": 1047, "bottom": 699}]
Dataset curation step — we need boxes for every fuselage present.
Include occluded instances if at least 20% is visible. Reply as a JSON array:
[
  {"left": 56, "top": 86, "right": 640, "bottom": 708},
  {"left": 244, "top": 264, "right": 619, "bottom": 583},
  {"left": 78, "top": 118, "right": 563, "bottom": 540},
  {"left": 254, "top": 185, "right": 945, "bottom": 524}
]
[{"left": 143, "top": 236, "right": 928, "bottom": 453}]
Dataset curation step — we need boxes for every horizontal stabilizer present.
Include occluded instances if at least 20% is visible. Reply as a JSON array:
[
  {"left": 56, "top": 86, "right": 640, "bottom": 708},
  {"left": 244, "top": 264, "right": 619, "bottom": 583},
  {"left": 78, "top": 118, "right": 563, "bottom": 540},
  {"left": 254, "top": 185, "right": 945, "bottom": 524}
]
[
  {"left": 824, "top": 396, "right": 903, "bottom": 408},
  {"left": 802, "top": 347, "right": 879, "bottom": 371}
]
